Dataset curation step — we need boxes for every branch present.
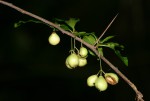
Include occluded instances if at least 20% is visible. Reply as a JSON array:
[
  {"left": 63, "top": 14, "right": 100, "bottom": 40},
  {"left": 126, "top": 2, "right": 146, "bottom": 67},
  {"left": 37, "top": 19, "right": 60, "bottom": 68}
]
[{"left": 0, "top": 0, "right": 144, "bottom": 101}]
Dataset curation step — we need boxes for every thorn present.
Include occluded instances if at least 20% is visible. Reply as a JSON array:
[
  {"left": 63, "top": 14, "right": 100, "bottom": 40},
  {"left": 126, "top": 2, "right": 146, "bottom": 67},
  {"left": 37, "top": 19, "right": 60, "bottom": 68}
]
[{"left": 94, "top": 13, "right": 119, "bottom": 46}]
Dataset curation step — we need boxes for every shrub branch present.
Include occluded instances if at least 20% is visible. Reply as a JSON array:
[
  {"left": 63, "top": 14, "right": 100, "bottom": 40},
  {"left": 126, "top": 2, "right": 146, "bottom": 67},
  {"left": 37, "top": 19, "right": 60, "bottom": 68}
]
[{"left": 0, "top": 0, "right": 144, "bottom": 100}]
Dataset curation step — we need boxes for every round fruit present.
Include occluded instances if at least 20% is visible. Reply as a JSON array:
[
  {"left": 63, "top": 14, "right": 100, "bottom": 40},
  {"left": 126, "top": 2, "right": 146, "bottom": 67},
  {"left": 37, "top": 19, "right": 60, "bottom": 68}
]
[
  {"left": 104, "top": 73, "right": 119, "bottom": 85},
  {"left": 48, "top": 32, "right": 60, "bottom": 45},
  {"left": 78, "top": 57, "right": 87, "bottom": 67},
  {"left": 95, "top": 76, "right": 108, "bottom": 91},
  {"left": 66, "top": 53, "right": 79, "bottom": 68},
  {"left": 65, "top": 57, "right": 73, "bottom": 69},
  {"left": 79, "top": 47, "right": 88, "bottom": 58},
  {"left": 87, "top": 74, "right": 98, "bottom": 87}
]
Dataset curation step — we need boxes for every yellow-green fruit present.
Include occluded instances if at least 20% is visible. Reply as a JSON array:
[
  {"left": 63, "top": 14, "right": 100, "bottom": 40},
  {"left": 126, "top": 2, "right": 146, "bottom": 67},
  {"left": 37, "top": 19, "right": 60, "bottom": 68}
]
[
  {"left": 67, "top": 53, "right": 79, "bottom": 68},
  {"left": 78, "top": 57, "right": 87, "bottom": 67},
  {"left": 95, "top": 76, "right": 108, "bottom": 91},
  {"left": 79, "top": 47, "right": 88, "bottom": 58},
  {"left": 87, "top": 74, "right": 98, "bottom": 87},
  {"left": 65, "top": 57, "right": 73, "bottom": 69},
  {"left": 104, "top": 73, "right": 119, "bottom": 85},
  {"left": 48, "top": 32, "right": 60, "bottom": 45}
]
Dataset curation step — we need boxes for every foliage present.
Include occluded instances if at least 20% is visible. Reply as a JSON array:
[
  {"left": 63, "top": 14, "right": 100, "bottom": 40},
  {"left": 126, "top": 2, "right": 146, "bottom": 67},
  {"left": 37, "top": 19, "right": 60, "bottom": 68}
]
[{"left": 14, "top": 18, "right": 128, "bottom": 66}]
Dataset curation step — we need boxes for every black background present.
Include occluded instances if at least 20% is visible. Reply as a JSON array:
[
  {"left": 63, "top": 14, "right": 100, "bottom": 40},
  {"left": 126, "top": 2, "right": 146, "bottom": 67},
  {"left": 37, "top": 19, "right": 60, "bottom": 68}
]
[{"left": 0, "top": 0, "right": 149, "bottom": 101}]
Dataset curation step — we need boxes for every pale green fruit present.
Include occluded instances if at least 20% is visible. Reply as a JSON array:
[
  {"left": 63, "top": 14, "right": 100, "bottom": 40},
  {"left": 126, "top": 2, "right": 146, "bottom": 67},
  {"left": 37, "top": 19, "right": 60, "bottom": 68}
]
[
  {"left": 95, "top": 76, "right": 108, "bottom": 91},
  {"left": 67, "top": 53, "right": 79, "bottom": 68},
  {"left": 48, "top": 32, "right": 60, "bottom": 45},
  {"left": 79, "top": 47, "right": 88, "bottom": 58},
  {"left": 65, "top": 57, "right": 73, "bottom": 69},
  {"left": 78, "top": 57, "right": 87, "bottom": 67},
  {"left": 87, "top": 74, "right": 98, "bottom": 87},
  {"left": 104, "top": 73, "right": 119, "bottom": 85}
]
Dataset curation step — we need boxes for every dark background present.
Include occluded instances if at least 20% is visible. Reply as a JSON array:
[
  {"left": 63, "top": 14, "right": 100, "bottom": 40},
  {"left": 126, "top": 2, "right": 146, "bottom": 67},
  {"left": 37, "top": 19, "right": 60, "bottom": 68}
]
[{"left": 0, "top": 0, "right": 149, "bottom": 101}]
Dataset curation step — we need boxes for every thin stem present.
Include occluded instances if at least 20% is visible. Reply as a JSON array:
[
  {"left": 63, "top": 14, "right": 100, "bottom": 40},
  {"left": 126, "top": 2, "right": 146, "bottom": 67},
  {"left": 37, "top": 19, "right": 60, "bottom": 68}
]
[
  {"left": 99, "top": 57, "right": 103, "bottom": 76},
  {"left": 81, "top": 42, "right": 83, "bottom": 47},
  {"left": 73, "top": 38, "right": 76, "bottom": 49},
  {"left": 0, "top": 1, "right": 144, "bottom": 101},
  {"left": 99, "top": 58, "right": 102, "bottom": 70},
  {"left": 71, "top": 37, "right": 73, "bottom": 50}
]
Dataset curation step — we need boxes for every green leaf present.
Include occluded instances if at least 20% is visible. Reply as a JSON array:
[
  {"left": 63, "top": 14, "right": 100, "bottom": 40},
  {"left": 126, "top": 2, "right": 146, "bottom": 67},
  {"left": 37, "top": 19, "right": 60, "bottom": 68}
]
[
  {"left": 65, "top": 18, "right": 80, "bottom": 31},
  {"left": 88, "top": 50, "right": 96, "bottom": 56},
  {"left": 98, "top": 42, "right": 127, "bottom": 66},
  {"left": 59, "top": 24, "right": 72, "bottom": 31},
  {"left": 100, "top": 36, "right": 115, "bottom": 43},
  {"left": 100, "top": 42, "right": 124, "bottom": 50},
  {"left": 82, "top": 34, "right": 97, "bottom": 45},
  {"left": 74, "top": 32, "right": 87, "bottom": 36},
  {"left": 115, "top": 50, "right": 128, "bottom": 66},
  {"left": 98, "top": 48, "right": 103, "bottom": 56},
  {"left": 14, "top": 20, "right": 42, "bottom": 28},
  {"left": 88, "top": 48, "right": 103, "bottom": 57},
  {"left": 53, "top": 18, "right": 65, "bottom": 22}
]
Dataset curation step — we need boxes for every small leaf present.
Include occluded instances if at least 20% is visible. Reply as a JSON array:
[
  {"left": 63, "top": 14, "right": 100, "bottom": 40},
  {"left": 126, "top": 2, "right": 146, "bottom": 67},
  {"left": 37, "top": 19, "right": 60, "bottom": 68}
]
[
  {"left": 65, "top": 18, "right": 80, "bottom": 31},
  {"left": 88, "top": 50, "right": 96, "bottom": 56},
  {"left": 82, "top": 34, "right": 97, "bottom": 45},
  {"left": 74, "top": 32, "right": 87, "bottom": 36},
  {"left": 98, "top": 48, "right": 103, "bottom": 56},
  {"left": 53, "top": 18, "right": 65, "bottom": 22},
  {"left": 60, "top": 24, "right": 72, "bottom": 31},
  {"left": 14, "top": 21, "right": 25, "bottom": 28},
  {"left": 100, "top": 36, "right": 115, "bottom": 43},
  {"left": 107, "top": 42, "right": 119, "bottom": 49},
  {"left": 115, "top": 50, "right": 128, "bottom": 66},
  {"left": 88, "top": 48, "right": 103, "bottom": 57},
  {"left": 100, "top": 42, "right": 124, "bottom": 50},
  {"left": 14, "top": 20, "right": 42, "bottom": 28}
]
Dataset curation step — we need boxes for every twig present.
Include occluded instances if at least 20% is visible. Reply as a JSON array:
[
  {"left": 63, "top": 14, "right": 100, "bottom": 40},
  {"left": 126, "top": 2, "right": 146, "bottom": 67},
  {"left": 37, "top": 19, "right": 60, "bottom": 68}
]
[{"left": 0, "top": 0, "right": 144, "bottom": 101}]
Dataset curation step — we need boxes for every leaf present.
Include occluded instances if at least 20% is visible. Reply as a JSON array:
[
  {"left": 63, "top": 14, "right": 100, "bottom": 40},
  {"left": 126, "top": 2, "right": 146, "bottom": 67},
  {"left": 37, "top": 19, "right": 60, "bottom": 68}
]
[
  {"left": 99, "top": 42, "right": 124, "bottom": 50},
  {"left": 65, "top": 18, "right": 80, "bottom": 31},
  {"left": 53, "top": 18, "right": 65, "bottom": 22},
  {"left": 115, "top": 50, "right": 128, "bottom": 66},
  {"left": 82, "top": 33, "right": 97, "bottom": 56},
  {"left": 98, "top": 48, "right": 103, "bottom": 56},
  {"left": 100, "top": 36, "right": 115, "bottom": 43},
  {"left": 74, "top": 32, "right": 87, "bottom": 36},
  {"left": 14, "top": 20, "right": 42, "bottom": 28},
  {"left": 98, "top": 42, "right": 127, "bottom": 66},
  {"left": 59, "top": 24, "right": 72, "bottom": 31},
  {"left": 82, "top": 34, "right": 97, "bottom": 45},
  {"left": 88, "top": 48, "right": 103, "bottom": 57},
  {"left": 88, "top": 50, "right": 96, "bottom": 56}
]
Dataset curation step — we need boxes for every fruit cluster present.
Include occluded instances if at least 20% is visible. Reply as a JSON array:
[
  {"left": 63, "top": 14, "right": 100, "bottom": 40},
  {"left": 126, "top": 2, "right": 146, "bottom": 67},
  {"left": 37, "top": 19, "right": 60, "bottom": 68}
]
[
  {"left": 48, "top": 31, "right": 88, "bottom": 69},
  {"left": 65, "top": 46, "right": 88, "bottom": 69},
  {"left": 87, "top": 72, "right": 119, "bottom": 91},
  {"left": 48, "top": 31, "right": 119, "bottom": 92}
]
